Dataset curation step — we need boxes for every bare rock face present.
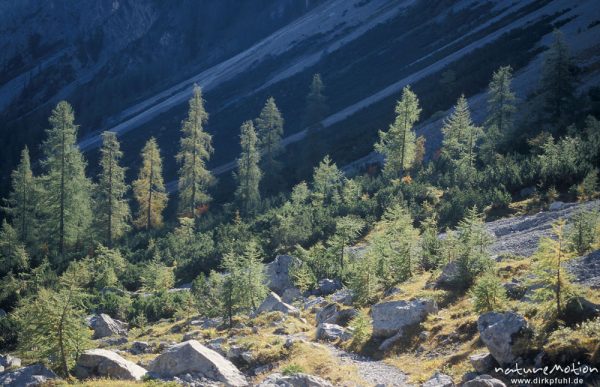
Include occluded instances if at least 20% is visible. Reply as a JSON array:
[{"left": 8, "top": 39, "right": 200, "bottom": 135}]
[
  {"left": 462, "top": 374, "right": 506, "bottom": 387},
  {"left": 89, "top": 313, "right": 128, "bottom": 339},
  {"left": 0, "top": 364, "right": 57, "bottom": 387},
  {"left": 371, "top": 298, "right": 438, "bottom": 338},
  {"left": 257, "top": 372, "right": 334, "bottom": 387},
  {"left": 148, "top": 340, "right": 248, "bottom": 386},
  {"left": 477, "top": 312, "right": 533, "bottom": 365},
  {"left": 256, "top": 291, "right": 300, "bottom": 316},
  {"left": 74, "top": 349, "right": 147, "bottom": 381}
]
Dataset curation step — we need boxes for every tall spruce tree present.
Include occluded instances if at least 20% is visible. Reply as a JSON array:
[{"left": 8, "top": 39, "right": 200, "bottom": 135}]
[
  {"left": 177, "top": 85, "right": 213, "bottom": 217},
  {"left": 234, "top": 121, "right": 262, "bottom": 216},
  {"left": 41, "top": 101, "right": 93, "bottom": 258},
  {"left": 483, "top": 66, "right": 516, "bottom": 160},
  {"left": 255, "top": 97, "right": 284, "bottom": 192},
  {"left": 375, "top": 85, "right": 421, "bottom": 178},
  {"left": 301, "top": 74, "right": 328, "bottom": 176},
  {"left": 4, "top": 146, "right": 38, "bottom": 245},
  {"left": 540, "top": 30, "right": 576, "bottom": 124},
  {"left": 441, "top": 95, "right": 483, "bottom": 178},
  {"left": 95, "top": 132, "right": 130, "bottom": 247},
  {"left": 133, "top": 138, "right": 168, "bottom": 229}
]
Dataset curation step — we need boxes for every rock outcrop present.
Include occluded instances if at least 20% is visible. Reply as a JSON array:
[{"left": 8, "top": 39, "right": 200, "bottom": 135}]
[
  {"left": 422, "top": 372, "right": 455, "bottom": 387},
  {"left": 256, "top": 292, "right": 300, "bottom": 316},
  {"left": 316, "top": 323, "right": 352, "bottom": 342},
  {"left": 258, "top": 372, "right": 333, "bottom": 387},
  {"left": 88, "top": 313, "right": 128, "bottom": 339},
  {"left": 477, "top": 312, "right": 533, "bottom": 365},
  {"left": 266, "top": 255, "right": 299, "bottom": 295},
  {"left": 462, "top": 374, "right": 506, "bottom": 387},
  {"left": 148, "top": 340, "right": 247, "bottom": 386},
  {"left": 0, "top": 364, "right": 57, "bottom": 387},
  {"left": 74, "top": 349, "right": 147, "bottom": 380},
  {"left": 0, "top": 354, "right": 21, "bottom": 369},
  {"left": 371, "top": 298, "right": 438, "bottom": 338}
]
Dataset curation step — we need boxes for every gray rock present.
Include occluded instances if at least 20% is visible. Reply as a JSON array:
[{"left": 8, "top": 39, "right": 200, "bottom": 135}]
[
  {"left": 256, "top": 292, "right": 300, "bottom": 316},
  {"left": 462, "top": 374, "right": 506, "bottom": 387},
  {"left": 434, "top": 261, "right": 460, "bottom": 289},
  {"left": 266, "top": 255, "right": 300, "bottom": 295},
  {"left": 331, "top": 288, "right": 353, "bottom": 305},
  {"left": 304, "top": 297, "right": 327, "bottom": 311},
  {"left": 130, "top": 341, "right": 151, "bottom": 355},
  {"left": 0, "top": 354, "right": 21, "bottom": 368},
  {"left": 0, "top": 308, "right": 6, "bottom": 318},
  {"left": 318, "top": 278, "right": 342, "bottom": 295},
  {"left": 469, "top": 352, "right": 495, "bottom": 373},
  {"left": 282, "top": 287, "right": 302, "bottom": 303},
  {"left": 0, "top": 364, "right": 57, "bottom": 386},
  {"left": 183, "top": 330, "right": 203, "bottom": 341},
  {"left": 148, "top": 340, "right": 247, "bottom": 386},
  {"left": 562, "top": 296, "right": 600, "bottom": 325},
  {"left": 371, "top": 298, "right": 438, "bottom": 338},
  {"left": 549, "top": 201, "right": 565, "bottom": 211},
  {"left": 316, "top": 323, "right": 352, "bottom": 342},
  {"left": 74, "top": 348, "right": 147, "bottom": 380},
  {"left": 89, "top": 313, "right": 128, "bottom": 339},
  {"left": 567, "top": 249, "right": 600, "bottom": 289},
  {"left": 477, "top": 312, "right": 533, "bottom": 365},
  {"left": 190, "top": 317, "right": 223, "bottom": 329},
  {"left": 0, "top": 365, "right": 4, "bottom": 373},
  {"left": 519, "top": 186, "right": 536, "bottom": 198},
  {"left": 422, "top": 372, "right": 455, "bottom": 387},
  {"left": 99, "top": 336, "right": 128, "bottom": 346},
  {"left": 316, "top": 303, "right": 338, "bottom": 325},
  {"left": 258, "top": 372, "right": 333, "bottom": 387}
]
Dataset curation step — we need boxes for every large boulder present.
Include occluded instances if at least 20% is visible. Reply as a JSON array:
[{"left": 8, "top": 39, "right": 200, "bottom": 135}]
[
  {"left": 331, "top": 288, "right": 353, "bottom": 305},
  {"left": 316, "top": 304, "right": 357, "bottom": 327},
  {"left": 477, "top": 312, "right": 533, "bottom": 365},
  {"left": 434, "top": 261, "right": 460, "bottom": 289},
  {"left": 74, "top": 349, "right": 147, "bottom": 380},
  {"left": 258, "top": 372, "right": 333, "bottom": 387},
  {"left": 266, "top": 255, "right": 299, "bottom": 295},
  {"left": 561, "top": 296, "right": 600, "bottom": 326},
  {"left": 0, "top": 364, "right": 57, "bottom": 387},
  {"left": 462, "top": 374, "right": 506, "bottom": 387},
  {"left": 316, "top": 323, "right": 352, "bottom": 342},
  {"left": 148, "top": 340, "right": 247, "bottom": 386},
  {"left": 317, "top": 278, "right": 342, "bottom": 295},
  {"left": 88, "top": 313, "right": 128, "bottom": 339},
  {"left": 469, "top": 352, "right": 496, "bottom": 373},
  {"left": 371, "top": 298, "right": 438, "bottom": 338},
  {"left": 0, "top": 354, "right": 21, "bottom": 368},
  {"left": 130, "top": 341, "right": 151, "bottom": 355},
  {"left": 256, "top": 292, "right": 300, "bottom": 316},
  {"left": 422, "top": 372, "right": 455, "bottom": 387}
]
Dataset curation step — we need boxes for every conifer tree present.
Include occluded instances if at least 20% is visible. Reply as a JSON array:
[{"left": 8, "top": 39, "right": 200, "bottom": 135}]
[
  {"left": 255, "top": 97, "right": 284, "bottom": 191},
  {"left": 238, "top": 240, "right": 268, "bottom": 311},
  {"left": 15, "top": 268, "right": 91, "bottom": 376},
  {"left": 41, "top": 101, "right": 93, "bottom": 258},
  {"left": 302, "top": 74, "right": 328, "bottom": 175},
  {"left": 3, "top": 146, "right": 38, "bottom": 245},
  {"left": 483, "top": 66, "right": 516, "bottom": 159},
  {"left": 329, "top": 215, "right": 364, "bottom": 279},
  {"left": 133, "top": 138, "right": 168, "bottom": 229},
  {"left": 540, "top": 30, "right": 576, "bottom": 124},
  {"left": 177, "top": 85, "right": 213, "bottom": 217},
  {"left": 441, "top": 95, "right": 483, "bottom": 177},
  {"left": 532, "top": 219, "right": 576, "bottom": 317},
  {"left": 312, "top": 155, "right": 344, "bottom": 204},
  {"left": 95, "top": 132, "right": 130, "bottom": 247},
  {"left": 234, "top": 121, "right": 262, "bottom": 216},
  {"left": 375, "top": 85, "right": 421, "bottom": 178},
  {"left": 0, "top": 220, "right": 29, "bottom": 276}
]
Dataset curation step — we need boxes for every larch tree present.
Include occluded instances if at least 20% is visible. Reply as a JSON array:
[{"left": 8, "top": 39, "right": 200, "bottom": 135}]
[
  {"left": 255, "top": 97, "right": 284, "bottom": 191},
  {"left": 177, "top": 85, "right": 213, "bottom": 217},
  {"left": 133, "top": 138, "right": 168, "bottom": 229},
  {"left": 540, "top": 30, "right": 576, "bottom": 124},
  {"left": 95, "top": 132, "right": 130, "bottom": 247},
  {"left": 302, "top": 74, "right": 328, "bottom": 175},
  {"left": 375, "top": 85, "right": 421, "bottom": 178},
  {"left": 0, "top": 220, "right": 29, "bottom": 276},
  {"left": 441, "top": 95, "right": 483, "bottom": 177},
  {"left": 234, "top": 121, "right": 262, "bottom": 216},
  {"left": 3, "top": 146, "right": 38, "bottom": 245},
  {"left": 482, "top": 66, "right": 516, "bottom": 160},
  {"left": 41, "top": 101, "right": 93, "bottom": 259}
]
